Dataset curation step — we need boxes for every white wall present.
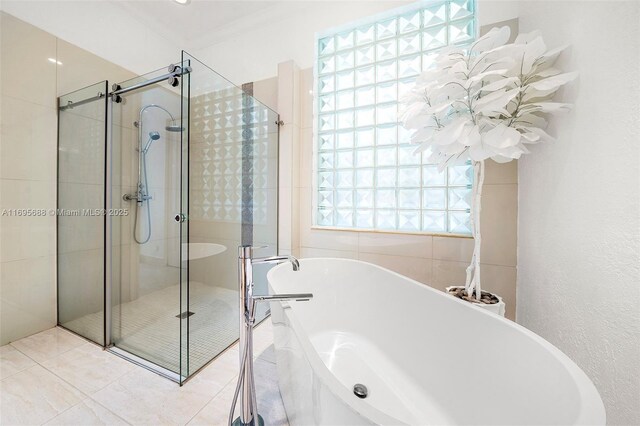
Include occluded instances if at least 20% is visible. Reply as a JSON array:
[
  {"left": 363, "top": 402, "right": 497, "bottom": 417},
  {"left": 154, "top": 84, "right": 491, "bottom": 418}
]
[
  {"left": 0, "top": 1, "right": 179, "bottom": 77},
  {"left": 516, "top": 2, "right": 640, "bottom": 425},
  {"left": 193, "top": 0, "right": 519, "bottom": 85},
  {"left": 0, "top": 0, "right": 519, "bottom": 88},
  {"left": 0, "top": 13, "right": 138, "bottom": 344}
]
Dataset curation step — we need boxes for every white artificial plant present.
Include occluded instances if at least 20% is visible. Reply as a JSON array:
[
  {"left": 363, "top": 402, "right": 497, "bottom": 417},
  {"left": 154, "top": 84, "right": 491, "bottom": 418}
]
[{"left": 400, "top": 26, "right": 576, "bottom": 301}]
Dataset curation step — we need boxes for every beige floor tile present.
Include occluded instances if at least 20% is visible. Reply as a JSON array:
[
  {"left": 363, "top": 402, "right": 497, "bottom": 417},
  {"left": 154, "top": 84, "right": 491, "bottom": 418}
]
[
  {"left": 42, "top": 343, "right": 136, "bottom": 394},
  {"left": 44, "top": 399, "right": 130, "bottom": 425},
  {"left": 193, "top": 346, "right": 239, "bottom": 389},
  {"left": 0, "top": 364, "right": 85, "bottom": 425},
  {"left": 253, "top": 320, "right": 275, "bottom": 358},
  {"left": 187, "top": 381, "right": 236, "bottom": 426},
  {"left": 188, "top": 359, "right": 288, "bottom": 426},
  {"left": 91, "top": 365, "right": 219, "bottom": 425},
  {"left": 256, "top": 344, "right": 276, "bottom": 364},
  {"left": 0, "top": 344, "right": 35, "bottom": 380},
  {"left": 254, "top": 359, "right": 288, "bottom": 426},
  {"left": 10, "top": 327, "right": 87, "bottom": 363}
]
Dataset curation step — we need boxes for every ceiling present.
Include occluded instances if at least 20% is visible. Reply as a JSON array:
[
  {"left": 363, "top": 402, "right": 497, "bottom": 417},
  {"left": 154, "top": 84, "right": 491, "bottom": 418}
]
[{"left": 113, "top": 0, "right": 305, "bottom": 50}]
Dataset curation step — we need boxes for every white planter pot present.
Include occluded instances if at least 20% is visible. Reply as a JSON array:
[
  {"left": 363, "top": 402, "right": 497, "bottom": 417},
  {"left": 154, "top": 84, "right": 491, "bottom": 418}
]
[{"left": 445, "top": 286, "right": 506, "bottom": 317}]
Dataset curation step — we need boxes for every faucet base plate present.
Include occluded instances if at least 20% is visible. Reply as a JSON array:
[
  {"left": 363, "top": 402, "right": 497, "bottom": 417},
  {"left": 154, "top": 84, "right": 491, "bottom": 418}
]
[{"left": 232, "top": 414, "right": 264, "bottom": 426}]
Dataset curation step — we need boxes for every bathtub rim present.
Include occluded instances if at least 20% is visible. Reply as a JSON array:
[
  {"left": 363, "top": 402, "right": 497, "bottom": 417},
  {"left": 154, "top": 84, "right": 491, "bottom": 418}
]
[{"left": 267, "top": 257, "right": 606, "bottom": 425}]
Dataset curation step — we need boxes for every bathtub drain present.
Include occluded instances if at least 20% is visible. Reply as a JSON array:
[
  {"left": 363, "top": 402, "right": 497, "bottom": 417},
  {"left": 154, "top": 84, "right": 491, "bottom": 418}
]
[{"left": 353, "top": 384, "right": 368, "bottom": 399}]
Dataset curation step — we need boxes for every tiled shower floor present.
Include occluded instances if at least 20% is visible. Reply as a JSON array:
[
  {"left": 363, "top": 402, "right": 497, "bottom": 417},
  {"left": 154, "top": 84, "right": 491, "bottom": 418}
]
[
  {"left": 0, "top": 321, "right": 288, "bottom": 425},
  {"left": 63, "top": 281, "right": 266, "bottom": 374}
]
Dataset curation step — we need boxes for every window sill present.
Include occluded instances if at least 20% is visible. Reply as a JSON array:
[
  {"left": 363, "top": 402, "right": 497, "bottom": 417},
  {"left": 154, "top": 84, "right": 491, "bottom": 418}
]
[{"left": 309, "top": 226, "right": 472, "bottom": 239}]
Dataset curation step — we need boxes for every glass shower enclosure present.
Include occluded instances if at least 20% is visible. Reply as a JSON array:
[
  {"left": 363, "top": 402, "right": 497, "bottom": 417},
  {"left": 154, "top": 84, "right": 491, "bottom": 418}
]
[{"left": 57, "top": 52, "right": 279, "bottom": 383}]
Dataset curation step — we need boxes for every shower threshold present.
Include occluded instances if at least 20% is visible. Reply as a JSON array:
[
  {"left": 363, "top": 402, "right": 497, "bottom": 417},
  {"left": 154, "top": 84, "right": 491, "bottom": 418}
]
[{"left": 108, "top": 346, "right": 185, "bottom": 383}]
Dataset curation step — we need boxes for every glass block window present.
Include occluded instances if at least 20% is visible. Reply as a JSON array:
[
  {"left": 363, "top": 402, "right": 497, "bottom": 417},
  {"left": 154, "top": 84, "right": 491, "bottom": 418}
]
[{"left": 314, "top": 0, "right": 476, "bottom": 234}]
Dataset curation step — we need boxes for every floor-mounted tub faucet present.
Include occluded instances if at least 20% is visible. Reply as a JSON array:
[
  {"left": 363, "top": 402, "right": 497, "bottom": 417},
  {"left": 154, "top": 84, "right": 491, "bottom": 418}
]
[{"left": 229, "top": 246, "right": 312, "bottom": 426}]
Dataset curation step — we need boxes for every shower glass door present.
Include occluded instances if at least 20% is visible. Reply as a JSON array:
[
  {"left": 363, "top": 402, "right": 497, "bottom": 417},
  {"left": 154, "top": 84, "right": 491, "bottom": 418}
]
[
  {"left": 57, "top": 81, "right": 109, "bottom": 346},
  {"left": 182, "top": 51, "right": 279, "bottom": 376},
  {"left": 57, "top": 54, "right": 278, "bottom": 382},
  {"left": 109, "top": 66, "right": 187, "bottom": 378}
]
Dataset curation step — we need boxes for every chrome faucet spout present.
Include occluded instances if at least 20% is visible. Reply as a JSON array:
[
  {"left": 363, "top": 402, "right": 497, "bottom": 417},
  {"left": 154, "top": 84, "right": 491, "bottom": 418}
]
[{"left": 252, "top": 255, "right": 299, "bottom": 271}]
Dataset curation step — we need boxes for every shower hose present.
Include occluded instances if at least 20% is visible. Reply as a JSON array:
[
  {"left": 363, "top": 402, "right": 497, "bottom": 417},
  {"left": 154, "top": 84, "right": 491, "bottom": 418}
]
[
  {"left": 228, "top": 301, "right": 259, "bottom": 426},
  {"left": 133, "top": 151, "right": 152, "bottom": 244}
]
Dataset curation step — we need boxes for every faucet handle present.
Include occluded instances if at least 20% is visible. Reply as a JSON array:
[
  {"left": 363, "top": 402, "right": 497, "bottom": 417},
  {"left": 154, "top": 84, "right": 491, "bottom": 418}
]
[
  {"left": 253, "top": 293, "right": 313, "bottom": 302},
  {"left": 238, "top": 245, "right": 270, "bottom": 259}
]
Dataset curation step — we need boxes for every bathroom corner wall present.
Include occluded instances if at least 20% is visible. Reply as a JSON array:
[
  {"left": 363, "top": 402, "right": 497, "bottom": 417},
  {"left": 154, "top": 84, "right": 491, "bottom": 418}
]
[
  {"left": 276, "top": 61, "right": 301, "bottom": 258},
  {"left": 0, "top": 12, "right": 136, "bottom": 345},
  {"left": 0, "top": 13, "right": 58, "bottom": 344},
  {"left": 516, "top": 2, "right": 640, "bottom": 424}
]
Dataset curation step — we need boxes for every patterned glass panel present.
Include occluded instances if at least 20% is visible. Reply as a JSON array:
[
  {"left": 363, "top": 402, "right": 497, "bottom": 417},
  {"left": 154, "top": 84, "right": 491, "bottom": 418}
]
[
  {"left": 315, "top": 0, "right": 476, "bottom": 234},
  {"left": 189, "top": 87, "right": 274, "bottom": 225}
]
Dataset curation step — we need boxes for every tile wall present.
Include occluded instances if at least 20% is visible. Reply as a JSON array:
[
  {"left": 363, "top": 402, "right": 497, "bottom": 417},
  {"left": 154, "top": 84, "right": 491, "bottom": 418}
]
[{"left": 0, "top": 12, "right": 136, "bottom": 344}]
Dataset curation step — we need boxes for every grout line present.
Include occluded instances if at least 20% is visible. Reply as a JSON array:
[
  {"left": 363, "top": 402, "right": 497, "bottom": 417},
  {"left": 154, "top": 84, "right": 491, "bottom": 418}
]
[
  {"left": 38, "top": 342, "right": 136, "bottom": 398},
  {"left": 299, "top": 245, "right": 516, "bottom": 269},
  {"left": 184, "top": 374, "right": 239, "bottom": 425},
  {"left": 90, "top": 399, "right": 133, "bottom": 425},
  {"left": 0, "top": 93, "right": 58, "bottom": 111},
  {"left": 0, "top": 254, "right": 55, "bottom": 265}
]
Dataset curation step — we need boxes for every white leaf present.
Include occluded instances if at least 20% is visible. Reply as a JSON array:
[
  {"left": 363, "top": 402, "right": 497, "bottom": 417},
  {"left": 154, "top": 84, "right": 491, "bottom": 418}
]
[
  {"left": 490, "top": 143, "right": 528, "bottom": 162},
  {"left": 433, "top": 79, "right": 467, "bottom": 99},
  {"left": 522, "top": 36, "right": 547, "bottom": 74},
  {"left": 405, "top": 113, "right": 436, "bottom": 129},
  {"left": 425, "top": 99, "right": 455, "bottom": 115},
  {"left": 519, "top": 130, "right": 540, "bottom": 143},
  {"left": 515, "top": 113, "right": 548, "bottom": 128},
  {"left": 411, "top": 126, "right": 438, "bottom": 145},
  {"left": 413, "top": 138, "right": 436, "bottom": 154},
  {"left": 471, "top": 26, "right": 511, "bottom": 53},
  {"left": 491, "top": 154, "right": 516, "bottom": 163},
  {"left": 522, "top": 87, "right": 559, "bottom": 103},
  {"left": 535, "top": 67, "right": 562, "bottom": 78},
  {"left": 474, "top": 87, "right": 520, "bottom": 115},
  {"left": 475, "top": 76, "right": 519, "bottom": 94},
  {"left": 432, "top": 117, "right": 471, "bottom": 146},
  {"left": 459, "top": 123, "right": 482, "bottom": 147},
  {"left": 533, "top": 44, "right": 569, "bottom": 73},
  {"left": 483, "top": 44, "right": 525, "bottom": 63},
  {"left": 514, "top": 30, "right": 541, "bottom": 45},
  {"left": 528, "top": 71, "right": 578, "bottom": 91},
  {"left": 469, "top": 144, "right": 493, "bottom": 161},
  {"left": 466, "top": 69, "right": 509, "bottom": 87},
  {"left": 450, "top": 59, "right": 468, "bottom": 75},
  {"left": 482, "top": 123, "right": 522, "bottom": 149},
  {"left": 517, "top": 126, "right": 556, "bottom": 143},
  {"left": 521, "top": 102, "right": 573, "bottom": 114}
]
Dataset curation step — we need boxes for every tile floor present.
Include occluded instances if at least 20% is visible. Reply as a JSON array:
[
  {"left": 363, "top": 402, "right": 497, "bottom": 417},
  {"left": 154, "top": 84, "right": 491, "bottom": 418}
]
[{"left": 0, "top": 321, "right": 288, "bottom": 426}]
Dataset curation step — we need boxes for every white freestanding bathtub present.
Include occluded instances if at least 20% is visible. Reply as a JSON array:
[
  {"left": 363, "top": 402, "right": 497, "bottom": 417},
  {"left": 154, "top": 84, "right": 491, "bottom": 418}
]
[{"left": 267, "top": 258, "right": 605, "bottom": 426}]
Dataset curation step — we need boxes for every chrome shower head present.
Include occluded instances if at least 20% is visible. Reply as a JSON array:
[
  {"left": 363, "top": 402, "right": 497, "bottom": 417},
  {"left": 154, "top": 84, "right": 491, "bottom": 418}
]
[
  {"left": 165, "top": 125, "right": 183, "bottom": 132},
  {"left": 142, "top": 131, "right": 161, "bottom": 153}
]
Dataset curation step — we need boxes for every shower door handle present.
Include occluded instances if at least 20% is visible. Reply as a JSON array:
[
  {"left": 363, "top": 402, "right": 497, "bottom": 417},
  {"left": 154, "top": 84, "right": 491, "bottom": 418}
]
[{"left": 174, "top": 213, "right": 186, "bottom": 223}]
